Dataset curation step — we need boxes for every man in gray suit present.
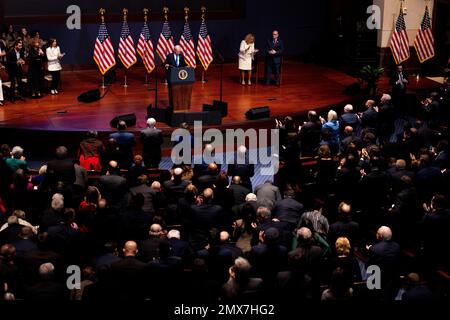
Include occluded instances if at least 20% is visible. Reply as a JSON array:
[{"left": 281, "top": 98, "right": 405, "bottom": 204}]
[{"left": 140, "top": 118, "right": 163, "bottom": 168}]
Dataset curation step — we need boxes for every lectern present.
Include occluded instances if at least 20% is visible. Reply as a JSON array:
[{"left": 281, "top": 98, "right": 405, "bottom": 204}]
[{"left": 166, "top": 67, "right": 195, "bottom": 112}]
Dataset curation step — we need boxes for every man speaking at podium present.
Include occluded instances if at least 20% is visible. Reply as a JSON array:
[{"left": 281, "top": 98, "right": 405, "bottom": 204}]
[{"left": 164, "top": 45, "right": 187, "bottom": 69}]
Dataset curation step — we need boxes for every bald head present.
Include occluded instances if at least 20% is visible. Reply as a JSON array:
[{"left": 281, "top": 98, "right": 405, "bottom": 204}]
[
  {"left": 149, "top": 224, "right": 162, "bottom": 237},
  {"left": 395, "top": 159, "right": 406, "bottom": 169},
  {"left": 203, "top": 188, "right": 214, "bottom": 200},
  {"left": 208, "top": 162, "right": 218, "bottom": 174},
  {"left": 377, "top": 226, "right": 393, "bottom": 241},
  {"left": 344, "top": 126, "right": 353, "bottom": 135},
  {"left": 232, "top": 176, "right": 241, "bottom": 184},
  {"left": 220, "top": 231, "right": 230, "bottom": 243},
  {"left": 123, "top": 241, "right": 138, "bottom": 256},
  {"left": 344, "top": 104, "right": 353, "bottom": 113}
]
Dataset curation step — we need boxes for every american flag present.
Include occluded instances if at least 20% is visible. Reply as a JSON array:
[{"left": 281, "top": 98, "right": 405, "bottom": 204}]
[
  {"left": 414, "top": 5, "right": 434, "bottom": 63},
  {"left": 156, "top": 20, "right": 174, "bottom": 62},
  {"left": 137, "top": 22, "right": 155, "bottom": 73},
  {"left": 93, "top": 22, "right": 115, "bottom": 75},
  {"left": 180, "top": 21, "right": 196, "bottom": 68},
  {"left": 197, "top": 20, "right": 213, "bottom": 71},
  {"left": 118, "top": 20, "right": 137, "bottom": 69},
  {"left": 389, "top": 7, "right": 410, "bottom": 65}
]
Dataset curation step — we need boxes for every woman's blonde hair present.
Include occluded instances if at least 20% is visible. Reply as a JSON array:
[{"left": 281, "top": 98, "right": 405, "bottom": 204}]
[
  {"left": 335, "top": 237, "right": 351, "bottom": 256},
  {"left": 244, "top": 33, "right": 254, "bottom": 44}
]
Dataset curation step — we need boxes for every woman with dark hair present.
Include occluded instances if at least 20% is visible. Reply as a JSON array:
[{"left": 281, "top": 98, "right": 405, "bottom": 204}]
[
  {"left": 27, "top": 40, "right": 44, "bottom": 98},
  {"left": 45, "top": 38, "right": 64, "bottom": 95},
  {"left": 316, "top": 144, "right": 338, "bottom": 191},
  {"left": 77, "top": 186, "right": 101, "bottom": 233}
]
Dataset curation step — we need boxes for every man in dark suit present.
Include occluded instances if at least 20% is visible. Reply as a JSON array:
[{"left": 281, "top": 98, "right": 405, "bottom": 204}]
[
  {"left": 229, "top": 176, "right": 250, "bottom": 206},
  {"left": 299, "top": 110, "right": 322, "bottom": 156},
  {"left": 360, "top": 99, "right": 378, "bottom": 133},
  {"left": 389, "top": 64, "right": 408, "bottom": 115},
  {"left": 188, "top": 188, "right": 223, "bottom": 250},
  {"left": 110, "top": 241, "right": 149, "bottom": 300},
  {"left": 265, "top": 30, "right": 284, "bottom": 86},
  {"left": 255, "top": 181, "right": 282, "bottom": 211},
  {"left": 138, "top": 223, "right": 169, "bottom": 262},
  {"left": 377, "top": 94, "right": 396, "bottom": 144},
  {"left": 109, "top": 121, "right": 136, "bottom": 169},
  {"left": 164, "top": 45, "right": 187, "bottom": 69},
  {"left": 366, "top": 226, "right": 401, "bottom": 299},
  {"left": 390, "top": 64, "right": 408, "bottom": 98},
  {"left": 140, "top": 118, "right": 163, "bottom": 168},
  {"left": 128, "top": 174, "right": 156, "bottom": 215},
  {"left": 196, "top": 162, "right": 219, "bottom": 193},
  {"left": 227, "top": 145, "right": 254, "bottom": 191},
  {"left": 339, "top": 104, "right": 360, "bottom": 134},
  {"left": 25, "top": 262, "right": 69, "bottom": 300},
  {"left": 273, "top": 188, "right": 304, "bottom": 230},
  {"left": 6, "top": 39, "right": 26, "bottom": 102},
  {"left": 45, "top": 146, "right": 76, "bottom": 195},
  {"left": 98, "top": 161, "right": 128, "bottom": 208},
  {"left": 167, "top": 229, "right": 194, "bottom": 265},
  {"left": 328, "top": 202, "right": 360, "bottom": 246}
]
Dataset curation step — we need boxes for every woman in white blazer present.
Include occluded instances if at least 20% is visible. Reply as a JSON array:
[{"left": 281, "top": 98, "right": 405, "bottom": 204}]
[
  {"left": 46, "top": 38, "right": 65, "bottom": 95},
  {"left": 238, "top": 33, "right": 258, "bottom": 85}
]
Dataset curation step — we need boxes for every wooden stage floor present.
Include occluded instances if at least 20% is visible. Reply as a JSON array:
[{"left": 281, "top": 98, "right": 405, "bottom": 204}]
[{"left": 0, "top": 61, "right": 439, "bottom": 133}]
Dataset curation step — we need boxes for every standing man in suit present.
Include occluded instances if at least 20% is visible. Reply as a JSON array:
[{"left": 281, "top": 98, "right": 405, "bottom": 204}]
[
  {"left": 265, "top": 30, "right": 284, "bottom": 86},
  {"left": 109, "top": 121, "right": 136, "bottom": 169},
  {"left": 164, "top": 45, "right": 187, "bottom": 69},
  {"left": 6, "top": 39, "right": 26, "bottom": 102},
  {"left": 389, "top": 64, "right": 408, "bottom": 115},
  {"left": 140, "top": 118, "right": 163, "bottom": 168}
]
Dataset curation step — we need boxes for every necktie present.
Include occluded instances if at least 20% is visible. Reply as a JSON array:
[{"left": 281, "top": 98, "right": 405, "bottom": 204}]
[
  {"left": 175, "top": 55, "right": 179, "bottom": 67},
  {"left": 399, "top": 73, "right": 404, "bottom": 88}
]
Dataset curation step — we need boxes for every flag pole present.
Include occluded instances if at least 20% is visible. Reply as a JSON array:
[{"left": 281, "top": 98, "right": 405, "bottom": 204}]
[
  {"left": 201, "top": 7, "right": 207, "bottom": 84},
  {"left": 143, "top": 8, "right": 150, "bottom": 86},
  {"left": 99, "top": 8, "right": 107, "bottom": 88},
  {"left": 162, "top": 7, "right": 169, "bottom": 86},
  {"left": 122, "top": 9, "right": 129, "bottom": 88}
]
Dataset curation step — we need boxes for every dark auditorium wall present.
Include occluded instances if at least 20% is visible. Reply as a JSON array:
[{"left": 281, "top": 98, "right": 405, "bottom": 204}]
[{"left": 2, "top": 0, "right": 327, "bottom": 66}]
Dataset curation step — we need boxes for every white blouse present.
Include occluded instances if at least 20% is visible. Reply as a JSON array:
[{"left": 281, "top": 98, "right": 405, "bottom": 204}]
[{"left": 46, "top": 46, "right": 62, "bottom": 71}]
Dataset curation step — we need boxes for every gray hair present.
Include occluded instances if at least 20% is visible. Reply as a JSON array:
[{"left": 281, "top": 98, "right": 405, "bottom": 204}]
[
  {"left": 51, "top": 196, "right": 64, "bottom": 211},
  {"left": 344, "top": 104, "right": 353, "bottom": 113},
  {"left": 167, "top": 229, "right": 181, "bottom": 239},
  {"left": 245, "top": 193, "right": 257, "bottom": 202},
  {"left": 234, "top": 257, "right": 251, "bottom": 273},
  {"left": 381, "top": 93, "right": 392, "bottom": 102},
  {"left": 377, "top": 226, "right": 393, "bottom": 241},
  {"left": 147, "top": 118, "right": 156, "bottom": 128},
  {"left": 11, "top": 146, "right": 24, "bottom": 158}
]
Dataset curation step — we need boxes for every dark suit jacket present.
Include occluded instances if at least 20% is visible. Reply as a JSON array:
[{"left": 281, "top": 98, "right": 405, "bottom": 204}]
[
  {"left": 98, "top": 174, "right": 128, "bottom": 205},
  {"left": 390, "top": 70, "right": 408, "bottom": 94},
  {"left": 265, "top": 38, "right": 284, "bottom": 64},
  {"left": 339, "top": 113, "right": 360, "bottom": 132},
  {"left": 229, "top": 183, "right": 250, "bottom": 205},
  {"left": 6, "top": 48, "right": 24, "bottom": 76},
  {"left": 140, "top": 127, "right": 163, "bottom": 158},
  {"left": 45, "top": 158, "right": 76, "bottom": 190},
  {"left": 25, "top": 280, "right": 69, "bottom": 301},
  {"left": 273, "top": 198, "right": 304, "bottom": 226},
  {"left": 109, "top": 131, "right": 136, "bottom": 167},
  {"left": 361, "top": 107, "right": 378, "bottom": 129},
  {"left": 129, "top": 184, "right": 156, "bottom": 214},
  {"left": 299, "top": 121, "right": 322, "bottom": 155},
  {"left": 227, "top": 164, "right": 254, "bottom": 190},
  {"left": 138, "top": 237, "right": 170, "bottom": 262},
  {"left": 367, "top": 240, "right": 401, "bottom": 281},
  {"left": 189, "top": 202, "right": 224, "bottom": 249},
  {"left": 164, "top": 53, "right": 187, "bottom": 68},
  {"left": 110, "top": 256, "right": 149, "bottom": 300}
]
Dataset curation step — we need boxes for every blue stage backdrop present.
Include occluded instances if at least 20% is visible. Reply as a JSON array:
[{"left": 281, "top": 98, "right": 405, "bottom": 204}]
[{"left": 3, "top": 0, "right": 327, "bottom": 66}]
